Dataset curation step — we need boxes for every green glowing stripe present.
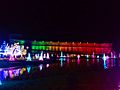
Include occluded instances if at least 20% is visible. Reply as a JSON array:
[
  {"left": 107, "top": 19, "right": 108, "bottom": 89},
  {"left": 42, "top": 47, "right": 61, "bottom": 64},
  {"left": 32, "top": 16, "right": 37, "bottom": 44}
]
[
  {"left": 36, "top": 46, "right": 39, "bottom": 50},
  {"left": 42, "top": 46, "right": 45, "bottom": 50},
  {"left": 19, "top": 40, "right": 25, "bottom": 45},
  {"left": 32, "top": 46, "right": 36, "bottom": 50},
  {"left": 31, "top": 41, "right": 51, "bottom": 45},
  {"left": 32, "top": 41, "right": 36, "bottom": 45}
]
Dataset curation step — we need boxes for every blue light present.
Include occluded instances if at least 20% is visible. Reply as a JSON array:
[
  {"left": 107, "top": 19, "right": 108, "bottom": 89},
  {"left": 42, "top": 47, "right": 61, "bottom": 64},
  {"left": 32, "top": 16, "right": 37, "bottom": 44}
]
[
  {"left": 102, "top": 53, "right": 107, "bottom": 60},
  {"left": 103, "top": 59, "right": 107, "bottom": 69},
  {"left": 60, "top": 58, "right": 63, "bottom": 67},
  {"left": 27, "top": 66, "right": 31, "bottom": 73},
  {"left": 0, "top": 80, "right": 2, "bottom": 85},
  {"left": 27, "top": 53, "right": 32, "bottom": 61}
]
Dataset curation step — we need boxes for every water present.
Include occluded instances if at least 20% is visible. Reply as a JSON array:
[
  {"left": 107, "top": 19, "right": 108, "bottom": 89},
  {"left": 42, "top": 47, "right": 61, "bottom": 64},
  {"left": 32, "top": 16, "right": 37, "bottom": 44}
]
[{"left": 0, "top": 58, "right": 120, "bottom": 90}]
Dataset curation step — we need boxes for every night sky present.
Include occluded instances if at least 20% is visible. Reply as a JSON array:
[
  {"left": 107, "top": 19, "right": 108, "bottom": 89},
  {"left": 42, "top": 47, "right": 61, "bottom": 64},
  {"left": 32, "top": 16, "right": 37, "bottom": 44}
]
[{"left": 0, "top": 0, "right": 119, "bottom": 43}]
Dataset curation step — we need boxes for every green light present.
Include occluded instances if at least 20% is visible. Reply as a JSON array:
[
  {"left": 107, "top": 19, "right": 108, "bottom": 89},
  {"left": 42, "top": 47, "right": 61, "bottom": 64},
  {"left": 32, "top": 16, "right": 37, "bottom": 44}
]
[
  {"left": 19, "top": 40, "right": 25, "bottom": 45},
  {"left": 32, "top": 41, "right": 37, "bottom": 45},
  {"left": 32, "top": 46, "right": 36, "bottom": 50},
  {"left": 36, "top": 46, "right": 39, "bottom": 50}
]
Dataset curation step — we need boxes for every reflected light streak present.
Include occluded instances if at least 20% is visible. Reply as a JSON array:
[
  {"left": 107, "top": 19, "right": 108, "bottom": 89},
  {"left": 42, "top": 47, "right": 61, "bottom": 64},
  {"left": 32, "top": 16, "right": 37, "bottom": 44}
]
[
  {"left": 67, "top": 58, "right": 69, "bottom": 64},
  {"left": 27, "top": 66, "right": 31, "bottom": 73},
  {"left": 103, "top": 59, "right": 107, "bottom": 69},
  {"left": 3, "top": 70, "right": 8, "bottom": 79},
  {"left": 77, "top": 59, "right": 80, "bottom": 64},
  {"left": 86, "top": 58, "right": 89, "bottom": 66},
  {"left": 39, "top": 64, "right": 43, "bottom": 71},
  {"left": 9, "top": 70, "right": 14, "bottom": 79},
  {"left": 46, "top": 64, "right": 49, "bottom": 68},
  {"left": 60, "top": 58, "right": 63, "bottom": 67},
  {"left": 0, "top": 80, "right": 2, "bottom": 85}
]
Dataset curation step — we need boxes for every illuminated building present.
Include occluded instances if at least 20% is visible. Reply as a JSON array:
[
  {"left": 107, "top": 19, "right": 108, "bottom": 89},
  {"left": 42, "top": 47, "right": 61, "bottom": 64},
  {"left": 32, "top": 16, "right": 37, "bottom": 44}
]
[
  {"left": 9, "top": 34, "right": 112, "bottom": 58},
  {"left": 10, "top": 39, "right": 112, "bottom": 55}
]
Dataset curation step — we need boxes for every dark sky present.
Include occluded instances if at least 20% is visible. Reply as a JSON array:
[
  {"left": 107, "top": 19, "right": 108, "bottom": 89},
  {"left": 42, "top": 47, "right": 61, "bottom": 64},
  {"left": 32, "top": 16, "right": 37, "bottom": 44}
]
[{"left": 0, "top": 0, "right": 119, "bottom": 43}]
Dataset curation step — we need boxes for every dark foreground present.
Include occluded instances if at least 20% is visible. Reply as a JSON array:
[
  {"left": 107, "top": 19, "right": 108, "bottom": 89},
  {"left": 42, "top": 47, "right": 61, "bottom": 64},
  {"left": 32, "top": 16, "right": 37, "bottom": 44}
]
[{"left": 0, "top": 58, "right": 120, "bottom": 90}]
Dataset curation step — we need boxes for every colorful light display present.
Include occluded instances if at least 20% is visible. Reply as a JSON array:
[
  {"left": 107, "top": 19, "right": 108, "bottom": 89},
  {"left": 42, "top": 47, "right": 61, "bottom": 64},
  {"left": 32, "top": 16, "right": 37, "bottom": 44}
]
[
  {"left": 3, "top": 39, "right": 119, "bottom": 60},
  {"left": 0, "top": 41, "right": 27, "bottom": 60},
  {"left": 30, "top": 41, "right": 112, "bottom": 54}
]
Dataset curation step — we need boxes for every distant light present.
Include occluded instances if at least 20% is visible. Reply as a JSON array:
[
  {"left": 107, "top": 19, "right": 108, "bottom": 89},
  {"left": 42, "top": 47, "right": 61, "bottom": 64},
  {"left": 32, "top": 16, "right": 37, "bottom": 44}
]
[
  {"left": 27, "top": 53, "right": 32, "bottom": 61},
  {"left": 46, "top": 53, "right": 50, "bottom": 59},
  {"left": 86, "top": 54, "right": 89, "bottom": 58},
  {"left": 27, "top": 66, "right": 31, "bottom": 73},
  {"left": 102, "top": 53, "right": 107, "bottom": 61},
  {"left": 0, "top": 80, "right": 2, "bottom": 85},
  {"left": 77, "top": 55, "right": 80, "bottom": 59},
  {"left": 46, "top": 64, "right": 49, "bottom": 68},
  {"left": 97, "top": 55, "right": 99, "bottom": 58},
  {"left": 39, "top": 64, "right": 43, "bottom": 71},
  {"left": 81, "top": 54, "right": 84, "bottom": 56}
]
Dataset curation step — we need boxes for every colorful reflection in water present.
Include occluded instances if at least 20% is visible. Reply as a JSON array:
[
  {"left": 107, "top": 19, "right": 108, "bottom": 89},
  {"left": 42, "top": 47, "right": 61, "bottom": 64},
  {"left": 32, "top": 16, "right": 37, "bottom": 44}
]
[
  {"left": 0, "top": 64, "right": 49, "bottom": 85},
  {"left": 77, "top": 58, "right": 80, "bottom": 65},
  {"left": 0, "top": 58, "right": 120, "bottom": 90},
  {"left": 27, "top": 66, "right": 31, "bottom": 74},
  {"left": 39, "top": 64, "right": 43, "bottom": 71}
]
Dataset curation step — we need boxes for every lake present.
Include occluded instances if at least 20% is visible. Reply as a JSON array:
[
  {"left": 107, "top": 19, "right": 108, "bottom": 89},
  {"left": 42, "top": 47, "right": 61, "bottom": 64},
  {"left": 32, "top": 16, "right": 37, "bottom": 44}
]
[{"left": 0, "top": 58, "right": 120, "bottom": 90}]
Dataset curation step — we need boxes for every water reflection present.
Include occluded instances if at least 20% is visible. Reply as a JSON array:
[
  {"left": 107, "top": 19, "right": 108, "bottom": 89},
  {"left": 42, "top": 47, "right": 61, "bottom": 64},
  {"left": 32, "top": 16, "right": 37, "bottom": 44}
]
[
  {"left": 103, "top": 59, "right": 107, "bottom": 69},
  {"left": 86, "top": 58, "right": 89, "bottom": 66},
  {"left": 27, "top": 66, "right": 31, "bottom": 74},
  {"left": 62, "top": 58, "right": 120, "bottom": 70},
  {"left": 0, "top": 80, "right": 2, "bottom": 85},
  {"left": 77, "top": 58, "right": 80, "bottom": 65},
  {"left": 60, "top": 58, "right": 64, "bottom": 67},
  {"left": 46, "top": 64, "right": 49, "bottom": 68},
  {"left": 67, "top": 58, "right": 70, "bottom": 64},
  {"left": 39, "top": 64, "right": 43, "bottom": 71},
  {"left": 0, "top": 58, "right": 120, "bottom": 90}
]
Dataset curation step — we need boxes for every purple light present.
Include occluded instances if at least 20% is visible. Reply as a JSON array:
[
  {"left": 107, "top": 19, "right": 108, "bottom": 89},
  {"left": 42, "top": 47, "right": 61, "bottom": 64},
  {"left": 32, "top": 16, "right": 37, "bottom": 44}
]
[
  {"left": 3, "top": 70, "right": 8, "bottom": 79},
  {"left": 9, "top": 55, "right": 15, "bottom": 61},
  {"left": 67, "top": 54, "right": 69, "bottom": 58},
  {"left": 67, "top": 58, "right": 69, "bottom": 64},
  {"left": 119, "top": 53, "right": 120, "bottom": 58},
  {"left": 9, "top": 70, "right": 13, "bottom": 79},
  {"left": 111, "top": 52, "right": 114, "bottom": 58},
  {"left": 57, "top": 54, "right": 59, "bottom": 58},
  {"left": 92, "top": 52, "right": 95, "bottom": 58},
  {"left": 77, "top": 59, "right": 80, "bottom": 64}
]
